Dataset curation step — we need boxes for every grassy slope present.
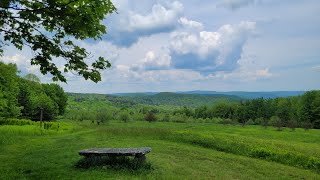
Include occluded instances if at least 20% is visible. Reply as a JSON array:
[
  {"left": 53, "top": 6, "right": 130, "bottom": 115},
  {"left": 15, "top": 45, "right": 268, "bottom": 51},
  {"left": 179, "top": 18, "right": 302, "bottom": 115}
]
[{"left": 0, "top": 121, "right": 319, "bottom": 179}]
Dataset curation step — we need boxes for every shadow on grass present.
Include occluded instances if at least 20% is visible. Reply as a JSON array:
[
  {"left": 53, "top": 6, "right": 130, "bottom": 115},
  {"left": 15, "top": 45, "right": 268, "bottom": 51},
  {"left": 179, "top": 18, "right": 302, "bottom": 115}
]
[{"left": 75, "top": 156, "right": 153, "bottom": 173}]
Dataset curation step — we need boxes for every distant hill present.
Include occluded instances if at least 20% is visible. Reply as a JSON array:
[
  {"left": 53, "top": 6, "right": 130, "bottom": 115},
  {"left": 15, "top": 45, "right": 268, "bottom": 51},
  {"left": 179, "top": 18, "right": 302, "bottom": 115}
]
[
  {"left": 112, "top": 92, "right": 157, "bottom": 97},
  {"left": 69, "top": 91, "right": 305, "bottom": 108},
  {"left": 112, "top": 91, "right": 305, "bottom": 99},
  {"left": 178, "top": 91, "right": 305, "bottom": 99},
  {"left": 113, "top": 92, "right": 242, "bottom": 108}
]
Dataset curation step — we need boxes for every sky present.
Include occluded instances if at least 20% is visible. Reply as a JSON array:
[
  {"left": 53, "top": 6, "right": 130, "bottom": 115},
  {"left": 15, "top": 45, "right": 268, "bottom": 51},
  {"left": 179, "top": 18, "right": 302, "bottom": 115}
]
[{"left": 1, "top": 0, "right": 320, "bottom": 93}]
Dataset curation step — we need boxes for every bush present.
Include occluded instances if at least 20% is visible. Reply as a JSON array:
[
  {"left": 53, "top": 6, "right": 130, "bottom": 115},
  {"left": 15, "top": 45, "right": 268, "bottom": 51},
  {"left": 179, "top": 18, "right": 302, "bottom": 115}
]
[
  {"left": 220, "top": 118, "right": 234, "bottom": 125},
  {"left": 204, "top": 118, "right": 212, "bottom": 123},
  {"left": 246, "top": 119, "right": 255, "bottom": 125},
  {"left": 132, "top": 112, "right": 145, "bottom": 121},
  {"left": 118, "top": 111, "right": 130, "bottom": 123},
  {"left": 302, "top": 121, "right": 313, "bottom": 131},
  {"left": 196, "top": 118, "right": 205, "bottom": 123},
  {"left": 161, "top": 114, "right": 171, "bottom": 122},
  {"left": 171, "top": 114, "right": 188, "bottom": 123},
  {"left": 287, "top": 119, "right": 298, "bottom": 131},
  {"left": 255, "top": 117, "right": 269, "bottom": 128},
  {"left": 313, "top": 120, "right": 320, "bottom": 129},
  {"left": 211, "top": 117, "right": 223, "bottom": 124},
  {"left": 144, "top": 112, "right": 157, "bottom": 123},
  {"left": 96, "top": 109, "right": 112, "bottom": 124},
  {"left": 270, "top": 116, "right": 283, "bottom": 131}
]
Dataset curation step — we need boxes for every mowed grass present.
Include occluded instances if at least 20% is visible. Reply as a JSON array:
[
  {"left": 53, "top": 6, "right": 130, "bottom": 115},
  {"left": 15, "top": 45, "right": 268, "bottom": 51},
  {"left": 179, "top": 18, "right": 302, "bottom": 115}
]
[{"left": 0, "top": 121, "right": 319, "bottom": 179}]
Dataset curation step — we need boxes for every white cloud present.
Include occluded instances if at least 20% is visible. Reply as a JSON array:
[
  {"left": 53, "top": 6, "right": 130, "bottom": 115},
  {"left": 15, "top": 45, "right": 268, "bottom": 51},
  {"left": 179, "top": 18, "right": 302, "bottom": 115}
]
[
  {"left": 131, "top": 51, "right": 171, "bottom": 71},
  {"left": 126, "top": 1, "right": 183, "bottom": 32},
  {"left": 114, "top": 65, "right": 203, "bottom": 83},
  {"left": 0, "top": 54, "right": 28, "bottom": 66},
  {"left": 0, "top": 52, "right": 42, "bottom": 76},
  {"left": 178, "top": 17, "right": 204, "bottom": 30},
  {"left": 106, "top": 1, "right": 184, "bottom": 46},
  {"left": 210, "top": 67, "right": 272, "bottom": 81},
  {"left": 169, "top": 21, "right": 257, "bottom": 72}
]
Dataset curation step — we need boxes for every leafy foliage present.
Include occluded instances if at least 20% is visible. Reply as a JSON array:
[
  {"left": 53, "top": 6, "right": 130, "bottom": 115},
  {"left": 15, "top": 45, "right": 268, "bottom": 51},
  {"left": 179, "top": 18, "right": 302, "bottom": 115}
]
[
  {"left": 0, "top": 62, "right": 67, "bottom": 121},
  {"left": 144, "top": 112, "right": 157, "bottom": 123},
  {"left": 0, "top": 0, "right": 116, "bottom": 82},
  {"left": 24, "top": 73, "right": 40, "bottom": 83},
  {"left": 0, "top": 62, "right": 21, "bottom": 117}
]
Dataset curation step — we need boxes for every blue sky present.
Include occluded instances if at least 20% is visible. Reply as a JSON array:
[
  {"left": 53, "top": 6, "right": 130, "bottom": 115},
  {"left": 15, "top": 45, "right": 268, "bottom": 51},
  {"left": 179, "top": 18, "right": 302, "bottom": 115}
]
[{"left": 1, "top": 0, "right": 320, "bottom": 93}]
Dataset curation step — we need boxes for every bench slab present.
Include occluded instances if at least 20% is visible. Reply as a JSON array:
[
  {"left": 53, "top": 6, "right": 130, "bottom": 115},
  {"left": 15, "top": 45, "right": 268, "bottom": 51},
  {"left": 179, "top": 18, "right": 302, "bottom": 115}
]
[{"left": 79, "top": 147, "right": 152, "bottom": 157}]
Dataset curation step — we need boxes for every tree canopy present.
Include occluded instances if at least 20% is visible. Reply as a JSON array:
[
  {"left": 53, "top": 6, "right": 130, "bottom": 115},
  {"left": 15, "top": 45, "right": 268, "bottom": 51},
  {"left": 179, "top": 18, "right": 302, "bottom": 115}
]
[
  {"left": 0, "top": 0, "right": 116, "bottom": 82},
  {"left": 0, "top": 62, "right": 68, "bottom": 120}
]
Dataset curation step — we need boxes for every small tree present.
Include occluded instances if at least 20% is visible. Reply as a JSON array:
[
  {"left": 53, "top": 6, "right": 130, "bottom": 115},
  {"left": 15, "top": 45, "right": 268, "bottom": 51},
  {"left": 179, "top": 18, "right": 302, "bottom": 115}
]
[
  {"left": 96, "top": 109, "right": 112, "bottom": 124},
  {"left": 256, "top": 117, "right": 268, "bottom": 128},
  {"left": 270, "top": 116, "right": 283, "bottom": 131},
  {"left": 162, "top": 114, "right": 171, "bottom": 122},
  {"left": 302, "top": 121, "right": 313, "bottom": 131},
  {"left": 145, "top": 112, "right": 157, "bottom": 123},
  {"left": 287, "top": 119, "right": 298, "bottom": 131},
  {"left": 119, "top": 111, "right": 130, "bottom": 123}
]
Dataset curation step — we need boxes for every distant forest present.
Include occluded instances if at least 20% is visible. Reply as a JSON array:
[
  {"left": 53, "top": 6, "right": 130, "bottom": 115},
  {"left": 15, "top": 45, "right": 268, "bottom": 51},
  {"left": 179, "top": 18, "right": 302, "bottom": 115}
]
[{"left": 67, "top": 90, "right": 320, "bottom": 129}]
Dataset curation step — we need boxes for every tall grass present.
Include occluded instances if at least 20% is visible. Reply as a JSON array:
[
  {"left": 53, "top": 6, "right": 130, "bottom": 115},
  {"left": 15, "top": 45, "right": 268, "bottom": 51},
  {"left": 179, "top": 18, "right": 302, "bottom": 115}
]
[
  {"left": 0, "top": 120, "right": 76, "bottom": 148},
  {"left": 97, "top": 124, "right": 320, "bottom": 172}
]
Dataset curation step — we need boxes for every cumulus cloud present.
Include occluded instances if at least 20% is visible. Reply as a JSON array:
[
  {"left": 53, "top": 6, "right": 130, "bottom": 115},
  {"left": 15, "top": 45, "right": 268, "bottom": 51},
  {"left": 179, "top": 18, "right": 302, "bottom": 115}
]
[
  {"left": 178, "top": 17, "right": 204, "bottom": 30},
  {"left": 106, "top": 1, "right": 183, "bottom": 46},
  {"left": 208, "top": 67, "right": 272, "bottom": 81},
  {"left": 126, "top": 1, "right": 183, "bottom": 32},
  {"left": 0, "top": 54, "right": 28, "bottom": 66},
  {"left": 114, "top": 64, "right": 203, "bottom": 83},
  {"left": 131, "top": 51, "right": 171, "bottom": 71},
  {"left": 217, "top": 0, "right": 259, "bottom": 10},
  {"left": 169, "top": 21, "right": 257, "bottom": 74},
  {"left": 0, "top": 51, "right": 41, "bottom": 75},
  {"left": 0, "top": 52, "right": 57, "bottom": 83}
]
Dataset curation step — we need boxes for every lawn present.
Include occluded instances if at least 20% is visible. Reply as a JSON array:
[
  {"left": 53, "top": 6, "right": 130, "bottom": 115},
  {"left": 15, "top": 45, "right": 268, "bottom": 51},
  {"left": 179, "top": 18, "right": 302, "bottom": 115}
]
[{"left": 0, "top": 120, "right": 319, "bottom": 179}]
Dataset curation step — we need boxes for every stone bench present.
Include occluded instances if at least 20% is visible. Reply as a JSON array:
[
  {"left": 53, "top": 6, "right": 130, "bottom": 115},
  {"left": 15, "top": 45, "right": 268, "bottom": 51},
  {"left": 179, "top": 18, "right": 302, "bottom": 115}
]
[{"left": 79, "top": 147, "right": 152, "bottom": 162}]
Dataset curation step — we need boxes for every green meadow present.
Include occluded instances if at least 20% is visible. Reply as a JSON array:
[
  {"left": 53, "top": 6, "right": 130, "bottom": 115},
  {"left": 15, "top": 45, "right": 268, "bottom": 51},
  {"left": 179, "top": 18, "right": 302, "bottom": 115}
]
[{"left": 1, "top": 120, "right": 319, "bottom": 179}]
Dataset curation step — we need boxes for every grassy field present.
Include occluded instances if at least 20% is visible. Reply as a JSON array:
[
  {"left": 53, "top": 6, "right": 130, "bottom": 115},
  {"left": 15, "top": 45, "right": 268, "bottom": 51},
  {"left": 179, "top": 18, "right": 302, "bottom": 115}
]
[{"left": 0, "top": 120, "right": 320, "bottom": 179}]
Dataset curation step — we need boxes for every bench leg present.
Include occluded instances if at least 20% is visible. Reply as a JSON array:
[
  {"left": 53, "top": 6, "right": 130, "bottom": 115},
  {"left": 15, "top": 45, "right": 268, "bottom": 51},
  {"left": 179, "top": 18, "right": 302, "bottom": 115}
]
[{"left": 134, "top": 154, "right": 146, "bottom": 163}]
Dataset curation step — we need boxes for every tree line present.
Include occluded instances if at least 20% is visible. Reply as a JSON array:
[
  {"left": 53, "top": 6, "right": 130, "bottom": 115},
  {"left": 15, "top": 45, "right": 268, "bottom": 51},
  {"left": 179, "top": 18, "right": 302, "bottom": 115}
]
[
  {"left": 173, "top": 91, "right": 320, "bottom": 129},
  {"left": 65, "top": 90, "right": 320, "bottom": 129},
  {"left": 0, "top": 62, "right": 67, "bottom": 120}
]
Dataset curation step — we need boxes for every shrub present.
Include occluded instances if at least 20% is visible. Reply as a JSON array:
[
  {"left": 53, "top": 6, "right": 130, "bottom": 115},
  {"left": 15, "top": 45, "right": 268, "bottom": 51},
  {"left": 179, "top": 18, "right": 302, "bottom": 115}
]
[
  {"left": 171, "top": 114, "right": 188, "bottom": 123},
  {"left": 313, "top": 120, "right": 320, "bottom": 129},
  {"left": 196, "top": 118, "right": 205, "bottom": 123},
  {"left": 118, "top": 111, "right": 130, "bottom": 123},
  {"left": 246, "top": 119, "right": 255, "bottom": 125},
  {"left": 287, "top": 119, "right": 298, "bottom": 131},
  {"left": 220, "top": 118, "right": 234, "bottom": 125},
  {"left": 132, "top": 112, "right": 145, "bottom": 121},
  {"left": 144, "top": 112, "right": 157, "bottom": 123},
  {"left": 270, "top": 116, "right": 283, "bottom": 131},
  {"left": 161, "top": 114, "right": 170, "bottom": 122},
  {"left": 96, "top": 109, "right": 112, "bottom": 124},
  {"left": 302, "top": 121, "right": 313, "bottom": 131},
  {"left": 211, "top": 117, "right": 223, "bottom": 124},
  {"left": 204, "top": 118, "right": 212, "bottom": 123}
]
